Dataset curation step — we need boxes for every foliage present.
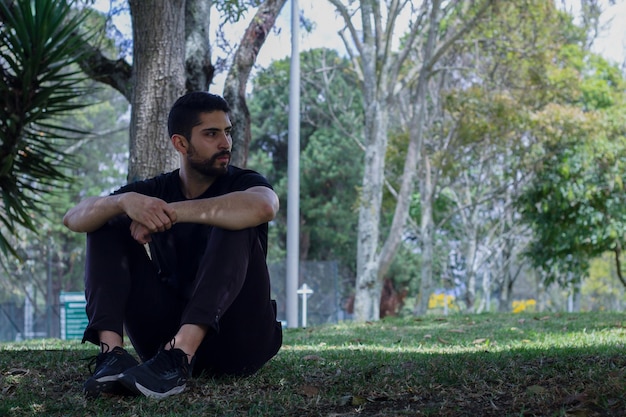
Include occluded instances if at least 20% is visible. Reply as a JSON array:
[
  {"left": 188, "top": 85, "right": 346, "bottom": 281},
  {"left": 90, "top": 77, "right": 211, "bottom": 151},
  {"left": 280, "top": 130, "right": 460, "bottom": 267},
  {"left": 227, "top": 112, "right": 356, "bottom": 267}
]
[
  {"left": 0, "top": 86, "right": 129, "bottom": 306},
  {"left": 248, "top": 48, "right": 364, "bottom": 274},
  {"left": 216, "top": 0, "right": 264, "bottom": 23},
  {"left": 582, "top": 253, "right": 626, "bottom": 311},
  {"left": 518, "top": 104, "right": 626, "bottom": 286},
  {"left": 1, "top": 312, "right": 625, "bottom": 416},
  {"left": 0, "top": 0, "right": 95, "bottom": 260},
  {"left": 417, "top": 1, "right": 626, "bottom": 310}
]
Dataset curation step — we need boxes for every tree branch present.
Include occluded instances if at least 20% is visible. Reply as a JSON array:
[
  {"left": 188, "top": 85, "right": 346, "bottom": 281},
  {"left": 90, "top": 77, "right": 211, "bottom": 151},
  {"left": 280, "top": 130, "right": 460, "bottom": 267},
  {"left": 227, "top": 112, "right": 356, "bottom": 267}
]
[{"left": 76, "top": 40, "right": 133, "bottom": 101}]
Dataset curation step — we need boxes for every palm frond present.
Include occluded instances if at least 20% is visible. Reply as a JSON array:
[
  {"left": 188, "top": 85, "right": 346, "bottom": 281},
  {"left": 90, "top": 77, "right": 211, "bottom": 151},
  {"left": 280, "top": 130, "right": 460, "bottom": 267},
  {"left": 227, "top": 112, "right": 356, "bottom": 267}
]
[{"left": 0, "top": 0, "right": 95, "bottom": 261}]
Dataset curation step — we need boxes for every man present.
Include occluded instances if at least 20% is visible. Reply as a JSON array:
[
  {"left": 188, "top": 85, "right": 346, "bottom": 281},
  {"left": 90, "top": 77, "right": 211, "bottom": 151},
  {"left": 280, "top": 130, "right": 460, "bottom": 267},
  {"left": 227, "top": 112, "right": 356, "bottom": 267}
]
[{"left": 63, "top": 92, "right": 283, "bottom": 399}]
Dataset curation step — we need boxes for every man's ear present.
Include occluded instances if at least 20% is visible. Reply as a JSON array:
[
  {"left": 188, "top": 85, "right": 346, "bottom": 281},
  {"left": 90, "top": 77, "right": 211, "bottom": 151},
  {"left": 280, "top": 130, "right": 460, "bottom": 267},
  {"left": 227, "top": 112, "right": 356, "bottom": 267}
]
[{"left": 172, "top": 134, "right": 188, "bottom": 153}]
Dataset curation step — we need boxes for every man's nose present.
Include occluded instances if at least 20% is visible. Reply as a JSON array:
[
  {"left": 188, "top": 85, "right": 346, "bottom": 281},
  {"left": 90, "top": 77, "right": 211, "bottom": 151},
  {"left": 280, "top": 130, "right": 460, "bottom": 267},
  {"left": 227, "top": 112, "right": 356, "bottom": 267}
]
[{"left": 218, "top": 132, "right": 232, "bottom": 149}]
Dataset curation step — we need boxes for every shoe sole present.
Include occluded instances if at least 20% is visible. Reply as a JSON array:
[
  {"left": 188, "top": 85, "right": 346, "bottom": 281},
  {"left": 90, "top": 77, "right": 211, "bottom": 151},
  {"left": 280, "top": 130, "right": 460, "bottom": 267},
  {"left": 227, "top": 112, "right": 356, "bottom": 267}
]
[
  {"left": 84, "top": 374, "right": 137, "bottom": 398},
  {"left": 118, "top": 374, "right": 186, "bottom": 399},
  {"left": 136, "top": 382, "right": 186, "bottom": 399}
]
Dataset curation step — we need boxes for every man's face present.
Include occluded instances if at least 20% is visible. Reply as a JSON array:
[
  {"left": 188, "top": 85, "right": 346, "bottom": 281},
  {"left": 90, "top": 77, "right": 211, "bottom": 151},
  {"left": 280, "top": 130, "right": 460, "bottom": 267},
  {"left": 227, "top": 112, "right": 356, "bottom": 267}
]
[{"left": 186, "top": 111, "right": 233, "bottom": 177}]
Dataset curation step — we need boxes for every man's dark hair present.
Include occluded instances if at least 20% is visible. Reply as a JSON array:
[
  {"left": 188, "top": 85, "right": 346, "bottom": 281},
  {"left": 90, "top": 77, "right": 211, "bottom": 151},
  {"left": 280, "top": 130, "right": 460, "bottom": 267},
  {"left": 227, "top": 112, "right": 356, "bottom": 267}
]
[{"left": 167, "top": 92, "right": 231, "bottom": 140}]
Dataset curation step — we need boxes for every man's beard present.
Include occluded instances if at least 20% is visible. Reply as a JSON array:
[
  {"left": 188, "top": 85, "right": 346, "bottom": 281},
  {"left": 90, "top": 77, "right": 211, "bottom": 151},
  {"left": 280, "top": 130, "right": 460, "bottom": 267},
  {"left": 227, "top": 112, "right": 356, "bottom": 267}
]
[{"left": 187, "top": 148, "right": 231, "bottom": 177}]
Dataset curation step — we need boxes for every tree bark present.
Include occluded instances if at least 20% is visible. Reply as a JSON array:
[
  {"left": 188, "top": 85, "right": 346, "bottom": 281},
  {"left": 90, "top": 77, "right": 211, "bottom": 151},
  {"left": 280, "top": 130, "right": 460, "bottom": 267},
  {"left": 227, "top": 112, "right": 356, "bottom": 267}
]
[
  {"left": 414, "top": 156, "right": 434, "bottom": 316},
  {"left": 76, "top": 45, "right": 133, "bottom": 101},
  {"left": 185, "top": 0, "right": 214, "bottom": 92},
  {"left": 127, "top": 0, "right": 186, "bottom": 182}
]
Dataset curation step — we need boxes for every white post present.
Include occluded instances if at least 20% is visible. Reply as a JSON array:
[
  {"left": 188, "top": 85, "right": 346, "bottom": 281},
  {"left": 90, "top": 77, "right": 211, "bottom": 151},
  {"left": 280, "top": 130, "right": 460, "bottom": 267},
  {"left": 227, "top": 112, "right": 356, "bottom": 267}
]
[{"left": 297, "top": 283, "right": 314, "bottom": 328}]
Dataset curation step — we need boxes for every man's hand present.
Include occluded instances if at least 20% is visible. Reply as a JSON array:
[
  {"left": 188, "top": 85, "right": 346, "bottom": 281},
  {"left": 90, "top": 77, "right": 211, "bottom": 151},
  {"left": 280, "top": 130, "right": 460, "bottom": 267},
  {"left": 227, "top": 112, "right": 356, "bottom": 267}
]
[
  {"left": 130, "top": 221, "right": 153, "bottom": 244},
  {"left": 64, "top": 192, "right": 178, "bottom": 234},
  {"left": 120, "top": 193, "right": 177, "bottom": 233}
]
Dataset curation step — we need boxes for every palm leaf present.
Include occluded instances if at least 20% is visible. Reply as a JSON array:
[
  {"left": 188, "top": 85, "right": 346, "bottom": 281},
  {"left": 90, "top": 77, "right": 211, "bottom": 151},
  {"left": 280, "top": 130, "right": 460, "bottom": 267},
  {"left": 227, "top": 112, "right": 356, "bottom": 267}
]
[{"left": 0, "top": 0, "right": 94, "bottom": 260}]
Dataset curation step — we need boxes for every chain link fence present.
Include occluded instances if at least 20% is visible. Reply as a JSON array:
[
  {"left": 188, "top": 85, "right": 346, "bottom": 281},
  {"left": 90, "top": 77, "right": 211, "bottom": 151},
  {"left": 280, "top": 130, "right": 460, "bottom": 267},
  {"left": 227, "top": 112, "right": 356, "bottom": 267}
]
[
  {"left": 0, "top": 300, "right": 58, "bottom": 342},
  {"left": 269, "top": 260, "right": 354, "bottom": 326},
  {"left": 0, "top": 260, "right": 353, "bottom": 341}
]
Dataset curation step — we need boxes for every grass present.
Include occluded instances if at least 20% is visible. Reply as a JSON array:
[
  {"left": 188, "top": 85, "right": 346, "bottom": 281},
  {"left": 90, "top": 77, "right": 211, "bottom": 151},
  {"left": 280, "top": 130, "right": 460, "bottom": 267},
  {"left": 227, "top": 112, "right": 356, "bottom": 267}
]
[{"left": 1, "top": 312, "right": 625, "bottom": 416}]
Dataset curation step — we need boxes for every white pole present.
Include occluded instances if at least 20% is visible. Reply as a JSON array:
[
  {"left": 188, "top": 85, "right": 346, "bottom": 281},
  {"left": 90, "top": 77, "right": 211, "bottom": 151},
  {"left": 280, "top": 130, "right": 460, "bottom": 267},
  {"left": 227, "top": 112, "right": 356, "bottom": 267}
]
[{"left": 286, "top": 0, "right": 300, "bottom": 329}]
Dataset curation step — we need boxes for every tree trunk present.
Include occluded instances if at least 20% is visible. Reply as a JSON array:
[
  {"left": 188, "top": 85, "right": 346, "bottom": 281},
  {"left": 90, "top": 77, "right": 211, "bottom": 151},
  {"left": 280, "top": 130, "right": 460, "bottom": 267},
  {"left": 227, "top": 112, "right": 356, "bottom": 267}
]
[
  {"left": 414, "top": 156, "right": 434, "bottom": 316},
  {"left": 353, "top": 104, "right": 388, "bottom": 321},
  {"left": 498, "top": 244, "right": 512, "bottom": 312},
  {"left": 223, "top": 0, "right": 287, "bottom": 168},
  {"left": 185, "top": 0, "right": 214, "bottom": 92},
  {"left": 464, "top": 226, "right": 478, "bottom": 311},
  {"left": 128, "top": 0, "right": 185, "bottom": 182},
  {"left": 377, "top": 26, "right": 434, "bottom": 280}
]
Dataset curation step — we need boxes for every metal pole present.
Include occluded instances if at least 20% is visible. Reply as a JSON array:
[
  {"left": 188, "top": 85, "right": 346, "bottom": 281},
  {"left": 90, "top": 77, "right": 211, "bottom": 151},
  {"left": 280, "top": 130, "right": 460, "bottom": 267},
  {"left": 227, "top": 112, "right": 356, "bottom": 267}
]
[
  {"left": 286, "top": 0, "right": 300, "bottom": 329},
  {"left": 47, "top": 236, "right": 52, "bottom": 337}
]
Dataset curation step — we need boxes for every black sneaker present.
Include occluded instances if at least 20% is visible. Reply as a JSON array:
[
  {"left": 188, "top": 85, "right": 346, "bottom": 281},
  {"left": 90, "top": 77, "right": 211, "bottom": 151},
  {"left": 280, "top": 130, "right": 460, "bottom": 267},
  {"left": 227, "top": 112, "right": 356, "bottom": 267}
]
[
  {"left": 83, "top": 346, "right": 139, "bottom": 398},
  {"left": 118, "top": 348, "right": 193, "bottom": 399}
]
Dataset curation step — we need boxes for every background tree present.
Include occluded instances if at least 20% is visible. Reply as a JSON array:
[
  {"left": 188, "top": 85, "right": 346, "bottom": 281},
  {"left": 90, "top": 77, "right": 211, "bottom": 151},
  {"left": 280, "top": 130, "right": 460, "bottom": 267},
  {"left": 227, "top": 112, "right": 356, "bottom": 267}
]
[
  {"left": 327, "top": 0, "right": 497, "bottom": 321},
  {"left": 400, "top": 1, "right": 619, "bottom": 314},
  {"left": 518, "top": 106, "right": 626, "bottom": 289},
  {"left": 248, "top": 48, "right": 364, "bottom": 272}
]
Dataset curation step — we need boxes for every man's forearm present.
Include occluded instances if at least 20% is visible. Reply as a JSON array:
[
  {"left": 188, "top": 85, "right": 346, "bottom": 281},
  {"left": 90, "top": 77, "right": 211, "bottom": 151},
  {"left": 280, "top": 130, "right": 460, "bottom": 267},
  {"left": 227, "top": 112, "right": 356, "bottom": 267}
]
[
  {"left": 170, "top": 188, "right": 278, "bottom": 230},
  {"left": 63, "top": 195, "right": 125, "bottom": 233}
]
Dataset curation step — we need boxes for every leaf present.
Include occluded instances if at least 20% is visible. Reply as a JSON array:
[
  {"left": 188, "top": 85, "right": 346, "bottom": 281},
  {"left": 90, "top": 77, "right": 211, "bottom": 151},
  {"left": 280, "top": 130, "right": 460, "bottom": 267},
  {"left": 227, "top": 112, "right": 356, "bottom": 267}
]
[
  {"left": 472, "top": 338, "right": 488, "bottom": 344},
  {"left": 563, "top": 392, "right": 589, "bottom": 405},
  {"left": 526, "top": 385, "right": 547, "bottom": 395},
  {"left": 340, "top": 395, "right": 370, "bottom": 406},
  {"left": 351, "top": 396, "right": 369, "bottom": 406},
  {"left": 298, "top": 384, "right": 320, "bottom": 397}
]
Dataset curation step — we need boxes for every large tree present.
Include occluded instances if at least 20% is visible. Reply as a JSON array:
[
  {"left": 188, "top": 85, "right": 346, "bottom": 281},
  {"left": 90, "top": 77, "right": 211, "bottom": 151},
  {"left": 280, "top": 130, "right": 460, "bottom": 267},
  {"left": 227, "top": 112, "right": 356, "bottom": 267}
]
[{"left": 78, "top": 0, "right": 286, "bottom": 180}]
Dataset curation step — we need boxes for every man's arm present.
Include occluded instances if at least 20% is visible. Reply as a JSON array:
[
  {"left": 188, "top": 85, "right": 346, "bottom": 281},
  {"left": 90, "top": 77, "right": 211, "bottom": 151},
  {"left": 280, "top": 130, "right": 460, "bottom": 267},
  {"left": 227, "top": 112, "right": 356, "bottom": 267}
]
[
  {"left": 170, "top": 186, "right": 279, "bottom": 229},
  {"left": 127, "top": 186, "right": 279, "bottom": 245},
  {"left": 63, "top": 192, "right": 177, "bottom": 233}
]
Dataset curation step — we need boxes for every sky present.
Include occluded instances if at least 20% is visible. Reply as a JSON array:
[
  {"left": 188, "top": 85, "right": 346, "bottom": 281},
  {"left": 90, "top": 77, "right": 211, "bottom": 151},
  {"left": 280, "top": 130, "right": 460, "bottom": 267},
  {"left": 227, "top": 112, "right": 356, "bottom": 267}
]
[{"left": 563, "top": 0, "right": 626, "bottom": 65}]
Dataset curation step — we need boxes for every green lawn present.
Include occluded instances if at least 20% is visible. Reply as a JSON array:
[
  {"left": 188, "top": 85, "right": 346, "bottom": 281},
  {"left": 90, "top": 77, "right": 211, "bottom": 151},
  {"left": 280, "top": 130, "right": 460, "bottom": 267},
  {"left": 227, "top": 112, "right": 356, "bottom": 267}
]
[{"left": 1, "top": 312, "right": 625, "bottom": 416}]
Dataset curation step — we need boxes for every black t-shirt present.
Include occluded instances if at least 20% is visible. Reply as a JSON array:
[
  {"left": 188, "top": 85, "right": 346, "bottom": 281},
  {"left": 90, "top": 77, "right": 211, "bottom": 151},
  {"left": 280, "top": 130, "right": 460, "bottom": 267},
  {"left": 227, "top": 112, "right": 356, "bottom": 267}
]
[{"left": 111, "top": 166, "right": 272, "bottom": 291}]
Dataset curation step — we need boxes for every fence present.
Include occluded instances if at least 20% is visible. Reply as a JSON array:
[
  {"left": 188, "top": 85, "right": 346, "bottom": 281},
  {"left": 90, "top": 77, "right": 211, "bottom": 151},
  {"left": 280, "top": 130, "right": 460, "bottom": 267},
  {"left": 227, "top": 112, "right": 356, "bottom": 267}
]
[
  {"left": 0, "top": 300, "right": 58, "bottom": 342},
  {"left": 269, "top": 260, "right": 353, "bottom": 326},
  {"left": 0, "top": 260, "right": 352, "bottom": 341}
]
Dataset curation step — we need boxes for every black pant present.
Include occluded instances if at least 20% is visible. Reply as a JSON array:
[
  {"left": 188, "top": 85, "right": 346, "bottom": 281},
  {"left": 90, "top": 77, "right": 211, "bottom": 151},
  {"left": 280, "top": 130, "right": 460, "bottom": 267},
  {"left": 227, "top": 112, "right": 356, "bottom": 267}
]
[{"left": 82, "top": 220, "right": 282, "bottom": 377}]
